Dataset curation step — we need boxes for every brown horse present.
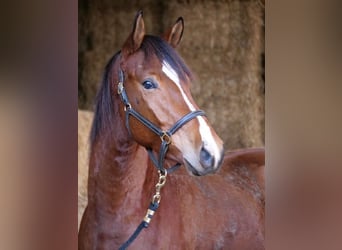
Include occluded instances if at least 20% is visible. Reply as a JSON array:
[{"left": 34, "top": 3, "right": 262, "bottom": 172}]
[{"left": 79, "top": 11, "right": 264, "bottom": 250}]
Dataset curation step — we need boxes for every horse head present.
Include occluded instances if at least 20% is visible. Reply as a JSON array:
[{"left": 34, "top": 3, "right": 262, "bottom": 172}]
[{"left": 116, "top": 11, "right": 224, "bottom": 176}]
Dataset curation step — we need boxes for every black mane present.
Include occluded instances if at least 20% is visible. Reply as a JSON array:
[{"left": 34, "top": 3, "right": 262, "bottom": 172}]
[
  {"left": 90, "top": 51, "right": 120, "bottom": 146},
  {"left": 90, "top": 35, "right": 192, "bottom": 146}
]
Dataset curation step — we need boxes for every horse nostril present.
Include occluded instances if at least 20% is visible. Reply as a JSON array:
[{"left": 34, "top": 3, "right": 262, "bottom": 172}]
[{"left": 200, "top": 145, "right": 214, "bottom": 169}]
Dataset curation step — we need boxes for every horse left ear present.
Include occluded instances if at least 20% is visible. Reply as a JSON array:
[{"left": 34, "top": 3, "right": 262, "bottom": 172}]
[
  {"left": 163, "top": 17, "right": 184, "bottom": 48},
  {"left": 122, "top": 10, "right": 145, "bottom": 57}
]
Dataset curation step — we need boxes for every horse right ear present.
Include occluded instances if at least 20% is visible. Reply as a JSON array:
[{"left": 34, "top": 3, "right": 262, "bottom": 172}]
[
  {"left": 163, "top": 17, "right": 184, "bottom": 48},
  {"left": 122, "top": 10, "right": 145, "bottom": 57}
]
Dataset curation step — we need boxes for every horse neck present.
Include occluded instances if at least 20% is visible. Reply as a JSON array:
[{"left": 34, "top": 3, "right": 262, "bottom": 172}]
[{"left": 88, "top": 101, "right": 153, "bottom": 214}]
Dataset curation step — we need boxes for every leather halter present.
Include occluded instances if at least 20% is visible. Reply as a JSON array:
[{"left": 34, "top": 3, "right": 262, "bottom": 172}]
[
  {"left": 117, "top": 68, "right": 206, "bottom": 174},
  {"left": 117, "top": 66, "right": 206, "bottom": 250}
]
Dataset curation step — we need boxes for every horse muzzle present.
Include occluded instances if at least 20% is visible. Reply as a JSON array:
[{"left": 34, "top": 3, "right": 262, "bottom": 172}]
[{"left": 184, "top": 146, "right": 224, "bottom": 176}]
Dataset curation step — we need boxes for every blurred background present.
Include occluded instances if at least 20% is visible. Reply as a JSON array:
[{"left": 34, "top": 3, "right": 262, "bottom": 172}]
[
  {"left": 78, "top": 0, "right": 265, "bottom": 150},
  {"left": 1, "top": 0, "right": 341, "bottom": 249}
]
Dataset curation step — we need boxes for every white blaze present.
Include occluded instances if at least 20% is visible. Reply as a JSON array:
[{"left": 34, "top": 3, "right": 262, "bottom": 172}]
[{"left": 162, "top": 61, "right": 221, "bottom": 167}]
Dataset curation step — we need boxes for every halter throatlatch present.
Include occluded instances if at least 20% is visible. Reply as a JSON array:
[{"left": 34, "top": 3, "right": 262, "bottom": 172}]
[{"left": 117, "top": 68, "right": 205, "bottom": 250}]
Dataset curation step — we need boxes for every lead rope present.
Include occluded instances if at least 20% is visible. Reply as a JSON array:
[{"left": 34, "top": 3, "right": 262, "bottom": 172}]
[
  {"left": 118, "top": 170, "right": 166, "bottom": 250},
  {"left": 117, "top": 68, "right": 205, "bottom": 249}
]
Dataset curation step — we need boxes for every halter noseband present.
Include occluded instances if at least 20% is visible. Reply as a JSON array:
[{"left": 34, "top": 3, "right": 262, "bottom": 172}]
[{"left": 117, "top": 68, "right": 206, "bottom": 174}]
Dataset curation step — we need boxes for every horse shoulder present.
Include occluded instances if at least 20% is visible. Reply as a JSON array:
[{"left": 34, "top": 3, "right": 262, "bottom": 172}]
[{"left": 220, "top": 148, "right": 265, "bottom": 201}]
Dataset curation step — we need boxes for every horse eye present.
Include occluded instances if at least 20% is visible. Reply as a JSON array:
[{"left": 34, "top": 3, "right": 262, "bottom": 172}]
[{"left": 142, "top": 80, "right": 157, "bottom": 90}]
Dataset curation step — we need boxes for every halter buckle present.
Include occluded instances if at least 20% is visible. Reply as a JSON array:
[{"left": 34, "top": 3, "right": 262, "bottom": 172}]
[
  {"left": 124, "top": 103, "right": 132, "bottom": 111},
  {"left": 118, "top": 81, "right": 124, "bottom": 94},
  {"left": 160, "top": 132, "right": 172, "bottom": 145}
]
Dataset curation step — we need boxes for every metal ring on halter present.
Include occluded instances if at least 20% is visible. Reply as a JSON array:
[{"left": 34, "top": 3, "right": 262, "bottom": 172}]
[
  {"left": 157, "top": 176, "right": 167, "bottom": 187},
  {"left": 160, "top": 131, "right": 172, "bottom": 145},
  {"left": 124, "top": 103, "right": 132, "bottom": 111}
]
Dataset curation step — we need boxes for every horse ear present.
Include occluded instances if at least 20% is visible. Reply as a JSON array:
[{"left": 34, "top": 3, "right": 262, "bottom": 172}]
[
  {"left": 163, "top": 17, "right": 184, "bottom": 48},
  {"left": 122, "top": 10, "right": 145, "bottom": 56}
]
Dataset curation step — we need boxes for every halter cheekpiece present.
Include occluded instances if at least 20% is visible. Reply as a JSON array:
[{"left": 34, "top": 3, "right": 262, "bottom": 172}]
[{"left": 117, "top": 66, "right": 206, "bottom": 249}]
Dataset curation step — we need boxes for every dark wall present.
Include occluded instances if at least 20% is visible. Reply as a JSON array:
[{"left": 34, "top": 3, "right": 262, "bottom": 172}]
[{"left": 78, "top": 0, "right": 265, "bottom": 149}]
